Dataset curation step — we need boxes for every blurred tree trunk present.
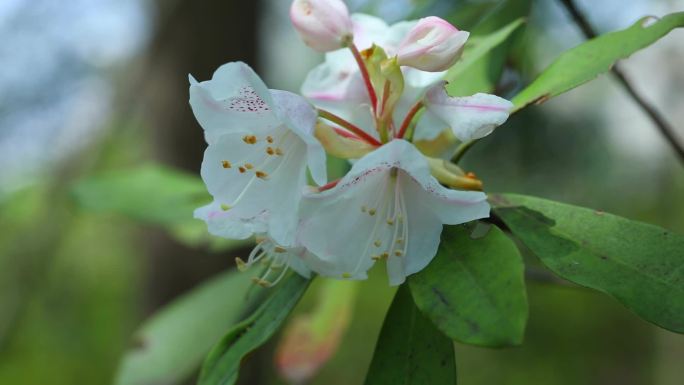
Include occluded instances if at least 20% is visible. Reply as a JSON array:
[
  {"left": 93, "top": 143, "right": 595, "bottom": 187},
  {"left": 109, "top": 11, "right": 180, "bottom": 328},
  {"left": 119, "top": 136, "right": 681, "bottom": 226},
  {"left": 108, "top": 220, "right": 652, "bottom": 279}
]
[{"left": 138, "top": 0, "right": 262, "bottom": 362}]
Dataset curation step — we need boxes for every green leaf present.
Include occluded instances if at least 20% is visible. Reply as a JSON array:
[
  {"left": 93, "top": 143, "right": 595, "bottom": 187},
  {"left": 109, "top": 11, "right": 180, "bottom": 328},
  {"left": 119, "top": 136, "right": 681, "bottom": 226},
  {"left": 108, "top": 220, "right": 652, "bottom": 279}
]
[
  {"left": 363, "top": 285, "right": 456, "bottom": 385},
  {"left": 408, "top": 224, "right": 528, "bottom": 347},
  {"left": 71, "top": 164, "right": 247, "bottom": 250},
  {"left": 72, "top": 164, "right": 208, "bottom": 225},
  {"left": 446, "top": 0, "right": 531, "bottom": 96},
  {"left": 198, "top": 274, "right": 310, "bottom": 385},
  {"left": 114, "top": 270, "right": 254, "bottom": 385},
  {"left": 491, "top": 193, "right": 684, "bottom": 333},
  {"left": 445, "top": 18, "right": 525, "bottom": 96},
  {"left": 511, "top": 12, "right": 684, "bottom": 111}
]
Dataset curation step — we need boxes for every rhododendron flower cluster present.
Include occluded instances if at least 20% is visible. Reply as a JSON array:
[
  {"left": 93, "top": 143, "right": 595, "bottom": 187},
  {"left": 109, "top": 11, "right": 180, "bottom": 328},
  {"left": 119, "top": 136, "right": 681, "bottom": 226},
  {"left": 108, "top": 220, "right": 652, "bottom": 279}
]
[{"left": 190, "top": 0, "right": 513, "bottom": 286}]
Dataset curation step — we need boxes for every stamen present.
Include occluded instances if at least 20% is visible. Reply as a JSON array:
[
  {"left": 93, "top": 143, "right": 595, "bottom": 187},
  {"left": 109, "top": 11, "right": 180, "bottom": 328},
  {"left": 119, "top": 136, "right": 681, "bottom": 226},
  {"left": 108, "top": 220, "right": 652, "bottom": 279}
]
[
  {"left": 381, "top": 252, "right": 389, "bottom": 260},
  {"left": 238, "top": 166, "right": 246, "bottom": 173},
  {"left": 368, "top": 208, "right": 376, "bottom": 216},
  {"left": 266, "top": 135, "right": 274, "bottom": 143},
  {"left": 374, "top": 240, "right": 381, "bottom": 247},
  {"left": 387, "top": 219, "right": 394, "bottom": 225},
  {"left": 394, "top": 250, "right": 403, "bottom": 257},
  {"left": 266, "top": 147, "right": 275, "bottom": 155},
  {"left": 256, "top": 171, "right": 268, "bottom": 179},
  {"left": 275, "top": 148, "right": 284, "bottom": 156},
  {"left": 244, "top": 163, "right": 254, "bottom": 170},
  {"left": 242, "top": 135, "right": 257, "bottom": 144},
  {"left": 221, "top": 160, "right": 231, "bottom": 169},
  {"left": 274, "top": 246, "right": 287, "bottom": 253}
]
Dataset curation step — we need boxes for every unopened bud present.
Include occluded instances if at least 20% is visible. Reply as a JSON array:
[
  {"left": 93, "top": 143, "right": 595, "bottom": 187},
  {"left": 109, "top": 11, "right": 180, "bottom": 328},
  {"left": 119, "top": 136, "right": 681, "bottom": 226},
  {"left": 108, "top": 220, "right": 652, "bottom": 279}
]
[
  {"left": 395, "top": 16, "right": 469, "bottom": 72},
  {"left": 290, "top": 0, "right": 353, "bottom": 52}
]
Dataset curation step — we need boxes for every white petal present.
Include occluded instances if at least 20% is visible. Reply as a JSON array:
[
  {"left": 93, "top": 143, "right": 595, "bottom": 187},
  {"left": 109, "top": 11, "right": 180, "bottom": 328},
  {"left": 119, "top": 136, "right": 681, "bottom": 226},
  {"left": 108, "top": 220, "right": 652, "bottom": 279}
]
[
  {"left": 385, "top": 190, "right": 443, "bottom": 285},
  {"left": 393, "top": 68, "right": 445, "bottom": 140},
  {"left": 301, "top": 50, "right": 375, "bottom": 134},
  {"left": 425, "top": 82, "right": 513, "bottom": 141},
  {"left": 412, "top": 109, "right": 448, "bottom": 141},
  {"left": 298, "top": 169, "right": 391, "bottom": 280},
  {"left": 350, "top": 13, "right": 390, "bottom": 50},
  {"left": 194, "top": 201, "right": 266, "bottom": 240},
  {"left": 271, "top": 90, "right": 328, "bottom": 186},
  {"left": 200, "top": 131, "right": 309, "bottom": 245},
  {"left": 189, "top": 62, "right": 279, "bottom": 144}
]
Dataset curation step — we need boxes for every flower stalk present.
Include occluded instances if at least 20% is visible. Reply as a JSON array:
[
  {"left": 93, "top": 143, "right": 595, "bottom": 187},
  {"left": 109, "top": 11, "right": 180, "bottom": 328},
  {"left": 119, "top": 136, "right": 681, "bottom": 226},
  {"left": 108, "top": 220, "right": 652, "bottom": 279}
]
[
  {"left": 346, "top": 41, "right": 378, "bottom": 114},
  {"left": 318, "top": 108, "right": 382, "bottom": 146}
]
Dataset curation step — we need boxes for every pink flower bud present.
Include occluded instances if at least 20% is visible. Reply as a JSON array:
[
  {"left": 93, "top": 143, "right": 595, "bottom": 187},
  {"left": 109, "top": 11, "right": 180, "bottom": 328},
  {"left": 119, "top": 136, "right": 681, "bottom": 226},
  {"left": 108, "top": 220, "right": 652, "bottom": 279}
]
[
  {"left": 290, "top": 0, "right": 353, "bottom": 52},
  {"left": 395, "top": 16, "right": 469, "bottom": 72}
]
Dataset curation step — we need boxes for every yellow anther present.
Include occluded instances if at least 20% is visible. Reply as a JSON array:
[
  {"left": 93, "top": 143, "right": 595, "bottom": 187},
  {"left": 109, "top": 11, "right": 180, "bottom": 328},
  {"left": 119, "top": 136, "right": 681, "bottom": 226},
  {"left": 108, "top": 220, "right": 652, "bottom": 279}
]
[
  {"left": 381, "top": 252, "right": 389, "bottom": 260},
  {"left": 394, "top": 250, "right": 404, "bottom": 257},
  {"left": 266, "top": 147, "right": 275, "bottom": 155},
  {"left": 275, "top": 148, "right": 284, "bottom": 156},
  {"left": 342, "top": 272, "right": 352, "bottom": 278},
  {"left": 374, "top": 240, "right": 381, "bottom": 247},
  {"left": 220, "top": 204, "right": 231, "bottom": 211},
  {"left": 396, "top": 238, "right": 404, "bottom": 244},
  {"left": 244, "top": 163, "right": 254, "bottom": 170},
  {"left": 235, "top": 257, "right": 248, "bottom": 272},
  {"left": 266, "top": 135, "right": 274, "bottom": 143},
  {"left": 256, "top": 171, "right": 268, "bottom": 179},
  {"left": 252, "top": 277, "right": 271, "bottom": 288},
  {"left": 368, "top": 209, "right": 376, "bottom": 216},
  {"left": 221, "top": 160, "right": 231, "bottom": 169},
  {"left": 371, "top": 255, "right": 382, "bottom": 261},
  {"left": 238, "top": 166, "right": 246, "bottom": 173},
  {"left": 274, "top": 246, "right": 287, "bottom": 253},
  {"left": 387, "top": 219, "right": 394, "bottom": 225},
  {"left": 242, "top": 135, "right": 257, "bottom": 144}
]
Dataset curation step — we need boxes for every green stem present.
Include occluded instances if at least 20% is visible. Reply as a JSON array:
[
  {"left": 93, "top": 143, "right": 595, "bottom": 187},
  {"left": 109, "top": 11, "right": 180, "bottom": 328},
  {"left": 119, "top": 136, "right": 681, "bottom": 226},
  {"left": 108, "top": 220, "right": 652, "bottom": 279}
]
[{"left": 451, "top": 140, "right": 477, "bottom": 164}]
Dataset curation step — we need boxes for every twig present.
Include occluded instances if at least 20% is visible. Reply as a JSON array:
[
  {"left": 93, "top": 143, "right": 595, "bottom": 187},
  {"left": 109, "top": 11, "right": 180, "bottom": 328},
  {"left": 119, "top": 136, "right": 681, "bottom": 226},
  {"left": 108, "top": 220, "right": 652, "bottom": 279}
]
[{"left": 559, "top": 0, "right": 684, "bottom": 164}]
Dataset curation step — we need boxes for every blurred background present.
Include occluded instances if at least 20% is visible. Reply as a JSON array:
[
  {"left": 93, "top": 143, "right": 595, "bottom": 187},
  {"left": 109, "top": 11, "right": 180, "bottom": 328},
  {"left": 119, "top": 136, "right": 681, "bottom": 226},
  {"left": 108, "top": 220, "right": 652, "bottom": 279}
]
[{"left": 0, "top": 0, "right": 683, "bottom": 384}]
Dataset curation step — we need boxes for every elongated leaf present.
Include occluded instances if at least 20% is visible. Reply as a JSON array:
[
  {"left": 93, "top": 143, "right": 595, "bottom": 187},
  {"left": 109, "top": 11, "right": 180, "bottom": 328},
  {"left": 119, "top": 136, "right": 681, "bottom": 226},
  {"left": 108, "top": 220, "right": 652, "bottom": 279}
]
[
  {"left": 446, "top": 0, "right": 531, "bottom": 96},
  {"left": 114, "top": 270, "right": 254, "bottom": 385},
  {"left": 409, "top": 225, "right": 528, "bottom": 347},
  {"left": 363, "top": 285, "right": 456, "bottom": 385},
  {"left": 445, "top": 18, "right": 525, "bottom": 95},
  {"left": 72, "top": 164, "right": 246, "bottom": 250},
  {"left": 491, "top": 193, "right": 684, "bottom": 333},
  {"left": 512, "top": 12, "right": 684, "bottom": 111},
  {"left": 72, "top": 164, "right": 208, "bottom": 225},
  {"left": 199, "top": 274, "right": 310, "bottom": 385}
]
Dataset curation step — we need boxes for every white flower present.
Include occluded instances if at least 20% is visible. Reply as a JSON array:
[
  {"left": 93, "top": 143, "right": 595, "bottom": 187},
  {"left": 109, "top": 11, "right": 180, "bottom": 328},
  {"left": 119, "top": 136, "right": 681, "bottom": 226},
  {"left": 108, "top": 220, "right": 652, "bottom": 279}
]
[
  {"left": 395, "top": 16, "right": 469, "bottom": 72},
  {"left": 301, "top": 14, "right": 445, "bottom": 138},
  {"left": 297, "top": 139, "right": 489, "bottom": 285},
  {"left": 190, "top": 62, "right": 327, "bottom": 246},
  {"left": 290, "top": 0, "right": 353, "bottom": 52},
  {"left": 417, "top": 81, "right": 514, "bottom": 141}
]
